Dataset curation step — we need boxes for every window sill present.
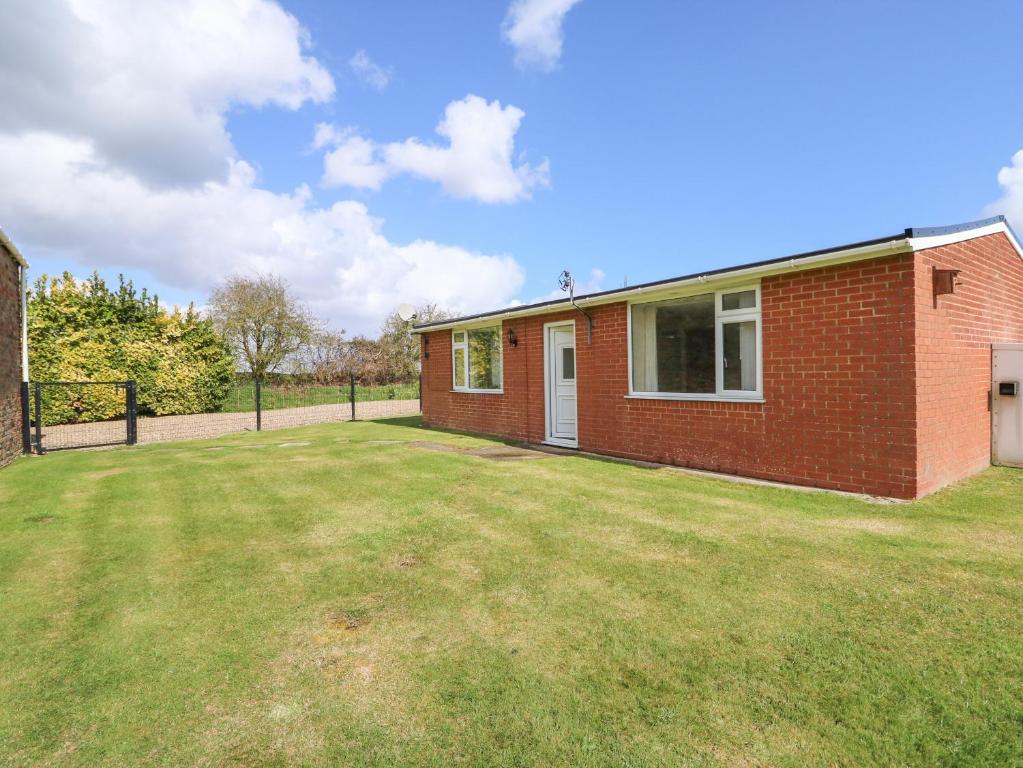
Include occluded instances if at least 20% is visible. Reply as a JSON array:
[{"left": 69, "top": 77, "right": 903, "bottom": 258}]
[
  {"left": 625, "top": 393, "right": 765, "bottom": 404},
  {"left": 451, "top": 389, "right": 504, "bottom": 395}
]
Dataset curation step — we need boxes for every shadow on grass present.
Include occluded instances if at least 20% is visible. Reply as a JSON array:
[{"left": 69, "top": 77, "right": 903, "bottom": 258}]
[
  {"left": 367, "top": 417, "right": 913, "bottom": 504},
  {"left": 368, "top": 415, "right": 664, "bottom": 472},
  {"left": 370, "top": 416, "right": 550, "bottom": 450},
  {"left": 370, "top": 416, "right": 425, "bottom": 428}
]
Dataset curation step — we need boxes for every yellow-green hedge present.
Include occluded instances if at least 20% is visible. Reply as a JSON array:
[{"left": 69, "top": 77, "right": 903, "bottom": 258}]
[{"left": 29, "top": 273, "right": 235, "bottom": 425}]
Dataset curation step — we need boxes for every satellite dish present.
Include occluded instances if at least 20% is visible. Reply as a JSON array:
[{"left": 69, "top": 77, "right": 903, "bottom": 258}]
[{"left": 396, "top": 303, "right": 416, "bottom": 322}]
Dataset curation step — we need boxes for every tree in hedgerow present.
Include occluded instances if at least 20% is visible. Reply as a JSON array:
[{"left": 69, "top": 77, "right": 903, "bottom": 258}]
[{"left": 207, "top": 274, "right": 319, "bottom": 380}]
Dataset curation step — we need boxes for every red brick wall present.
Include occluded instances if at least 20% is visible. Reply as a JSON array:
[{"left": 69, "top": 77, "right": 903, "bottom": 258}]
[
  {"left": 420, "top": 309, "right": 577, "bottom": 443},
  {"left": 913, "top": 233, "right": 1023, "bottom": 496},
  {"left": 0, "top": 248, "right": 24, "bottom": 468},
  {"left": 573, "top": 254, "right": 918, "bottom": 498},
  {"left": 422, "top": 253, "right": 920, "bottom": 498}
]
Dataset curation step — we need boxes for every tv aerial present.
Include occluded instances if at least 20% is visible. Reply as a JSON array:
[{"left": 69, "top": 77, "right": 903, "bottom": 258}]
[
  {"left": 558, "top": 270, "right": 594, "bottom": 343},
  {"left": 558, "top": 270, "right": 574, "bottom": 296}
]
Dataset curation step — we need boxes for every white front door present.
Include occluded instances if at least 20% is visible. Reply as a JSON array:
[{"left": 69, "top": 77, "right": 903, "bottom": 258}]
[
  {"left": 993, "top": 344, "right": 1023, "bottom": 467},
  {"left": 546, "top": 323, "right": 577, "bottom": 445}
]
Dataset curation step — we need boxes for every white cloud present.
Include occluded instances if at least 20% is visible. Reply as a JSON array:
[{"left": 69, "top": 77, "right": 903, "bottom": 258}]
[
  {"left": 984, "top": 149, "right": 1023, "bottom": 230},
  {"left": 0, "top": 0, "right": 528, "bottom": 334},
  {"left": 315, "top": 125, "right": 391, "bottom": 190},
  {"left": 0, "top": 133, "right": 524, "bottom": 334},
  {"left": 311, "top": 123, "right": 344, "bottom": 151},
  {"left": 349, "top": 49, "right": 392, "bottom": 91},
  {"left": 501, "top": 0, "right": 583, "bottom": 71},
  {"left": 317, "top": 95, "right": 550, "bottom": 204},
  {"left": 0, "top": 0, "right": 335, "bottom": 187}
]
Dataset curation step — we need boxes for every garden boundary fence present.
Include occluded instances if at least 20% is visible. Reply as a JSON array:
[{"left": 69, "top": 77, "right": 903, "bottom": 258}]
[
  {"left": 26, "top": 380, "right": 137, "bottom": 453},
  {"left": 25, "top": 372, "right": 420, "bottom": 453}
]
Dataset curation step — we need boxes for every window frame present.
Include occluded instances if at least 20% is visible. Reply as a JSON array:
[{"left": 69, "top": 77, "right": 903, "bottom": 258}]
[
  {"left": 451, "top": 331, "right": 467, "bottom": 389},
  {"left": 626, "top": 283, "right": 763, "bottom": 402},
  {"left": 560, "top": 345, "right": 576, "bottom": 382},
  {"left": 451, "top": 324, "right": 504, "bottom": 394}
]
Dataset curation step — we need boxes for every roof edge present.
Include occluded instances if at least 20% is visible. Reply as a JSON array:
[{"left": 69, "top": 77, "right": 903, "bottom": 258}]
[
  {"left": 906, "top": 215, "right": 1023, "bottom": 261},
  {"left": 414, "top": 234, "right": 909, "bottom": 332},
  {"left": 413, "top": 216, "right": 1019, "bottom": 333},
  {"left": 905, "top": 215, "right": 1006, "bottom": 239},
  {"left": 0, "top": 227, "right": 28, "bottom": 268}
]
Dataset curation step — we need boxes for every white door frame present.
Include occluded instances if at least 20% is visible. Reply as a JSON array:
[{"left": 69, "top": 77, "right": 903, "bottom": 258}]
[
  {"left": 992, "top": 343, "right": 1023, "bottom": 468},
  {"left": 543, "top": 320, "right": 578, "bottom": 448}
]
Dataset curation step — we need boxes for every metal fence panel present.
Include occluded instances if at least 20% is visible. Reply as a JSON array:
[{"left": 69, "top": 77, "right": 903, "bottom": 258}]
[
  {"left": 25, "top": 373, "right": 421, "bottom": 453},
  {"left": 30, "top": 381, "right": 133, "bottom": 453},
  {"left": 130, "top": 373, "right": 419, "bottom": 444}
]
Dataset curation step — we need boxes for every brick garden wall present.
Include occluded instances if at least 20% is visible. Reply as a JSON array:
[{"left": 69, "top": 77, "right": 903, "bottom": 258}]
[
  {"left": 0, "top": 248, "right": 24, "bottom": 468},
  {"left": 422, "top": 253, "right": 920, "bottom": 498},
  {"left": 913, "top": 233, "right": 1023, "bottom": 496}
]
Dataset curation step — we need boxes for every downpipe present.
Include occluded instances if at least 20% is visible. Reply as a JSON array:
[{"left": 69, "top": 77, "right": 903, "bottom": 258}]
[{"left": 19, "top": 263, "right": 31, "bottom": 453}]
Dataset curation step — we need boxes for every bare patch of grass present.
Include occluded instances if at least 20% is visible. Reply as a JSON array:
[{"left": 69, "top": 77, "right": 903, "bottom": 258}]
[
  {"left": 327, "top": 612, "right": 365, "bottom": 633},
  {"left": 23, "top": 514, "right": 57, "bottom": 524},
  {"left": 464, "top": 445, "right": 550, "bottom": 461}
]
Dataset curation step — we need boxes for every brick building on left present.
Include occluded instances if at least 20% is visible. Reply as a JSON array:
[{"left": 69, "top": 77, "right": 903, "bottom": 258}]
[{"left": 0, "top": 228, "right": 28, "bottom": 469}]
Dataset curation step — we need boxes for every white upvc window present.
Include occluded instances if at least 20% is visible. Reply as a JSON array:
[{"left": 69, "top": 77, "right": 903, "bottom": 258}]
[
  {"left": 451, "top": 325, "right": 503, "bottom": 393},
  {"left": 629, "top": 285, "right": 763, "bottom": 401},
  {"left": 452, "top": 331, "right": 468, "bottom": 389}
]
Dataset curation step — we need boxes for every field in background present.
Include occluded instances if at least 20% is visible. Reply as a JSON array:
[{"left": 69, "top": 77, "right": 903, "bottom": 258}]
[
  {"left": 1, "top": 418, "right": 1021, "bottom": 766},
  {"left": 221, "top": 379, "right": 419, "bottom": 413}
]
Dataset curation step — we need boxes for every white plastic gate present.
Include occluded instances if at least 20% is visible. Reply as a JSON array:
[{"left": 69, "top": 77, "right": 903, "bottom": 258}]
[{"left": 992, "top": 344, "right": 1023, "bottom": 467}]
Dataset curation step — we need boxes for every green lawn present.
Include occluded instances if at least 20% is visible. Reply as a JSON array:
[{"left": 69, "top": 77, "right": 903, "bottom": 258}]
[
  {"left": 1, "top": 419, "right": 1021, "bottom": 767},
  {"left": 221, "top": 381, "right": 418, "bottom": 413}
]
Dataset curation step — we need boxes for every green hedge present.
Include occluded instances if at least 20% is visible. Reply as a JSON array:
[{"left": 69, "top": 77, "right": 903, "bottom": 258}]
[{"left": 29, "top": 273, "right": 235, "bottom": 424}]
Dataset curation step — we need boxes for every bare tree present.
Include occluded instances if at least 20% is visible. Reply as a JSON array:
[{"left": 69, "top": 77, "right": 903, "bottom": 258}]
[
  {"left": 344, "top": 336, "right": 390, "bottom": 384},
  {"left": 303, "top": 330, "right": 350, "bottom": 385},
  {"left": 208, "top": 275, "right": 318, "bottom": 379},
  {"left": 306, "top": 332, "right": 389, "bottom": 385},
  {"left": 379, "top": 303, "right": 452, "bottom": 382}
]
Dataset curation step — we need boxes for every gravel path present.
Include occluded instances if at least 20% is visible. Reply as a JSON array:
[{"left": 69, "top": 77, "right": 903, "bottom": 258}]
[{"left": 39, "top": 399, "right": 421, "bottom": 450}]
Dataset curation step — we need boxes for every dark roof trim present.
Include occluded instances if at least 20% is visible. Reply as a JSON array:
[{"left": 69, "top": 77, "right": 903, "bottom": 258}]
[
  {"left": 414, "top": 230, "right": 906, "bottom": 331},
  {"left": 413, "top": 216, "right": 1013, "bottom": 331},
  {"left": 414, "top": 294, "right": 585, "bottom": 330}
]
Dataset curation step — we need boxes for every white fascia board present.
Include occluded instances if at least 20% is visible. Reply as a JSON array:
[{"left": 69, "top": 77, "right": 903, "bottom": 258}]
[
  {"left": 413, "top": 303, "right": 576, "bottom": 334},
  {"left": 580, "top": 240, "right": 911, "bottom": 307},
  {"left": 908, "top": 220, "right": 1023, "bottom": 260},
  {"left": 413, "top": 239, "right": 912, "bottom": 334}
]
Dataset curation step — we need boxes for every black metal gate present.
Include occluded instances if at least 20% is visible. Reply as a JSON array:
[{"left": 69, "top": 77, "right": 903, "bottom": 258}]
[{"left": 28, "top": 380, "right": 137, "bottom": 453}]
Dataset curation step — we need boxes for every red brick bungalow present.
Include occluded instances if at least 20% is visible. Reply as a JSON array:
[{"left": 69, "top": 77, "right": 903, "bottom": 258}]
[
  {"left": 0, "top": 227, "right": 29, "bottom": 469},
  {"left": 414, "top": 217, "right": 1023, "bottom": 499}
]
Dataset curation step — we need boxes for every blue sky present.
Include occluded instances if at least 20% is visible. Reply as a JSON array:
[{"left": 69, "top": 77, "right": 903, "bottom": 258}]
[{"left": 4, "top": 0, "right": 1023, "bottom": 334}]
